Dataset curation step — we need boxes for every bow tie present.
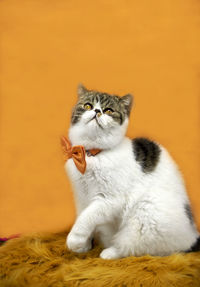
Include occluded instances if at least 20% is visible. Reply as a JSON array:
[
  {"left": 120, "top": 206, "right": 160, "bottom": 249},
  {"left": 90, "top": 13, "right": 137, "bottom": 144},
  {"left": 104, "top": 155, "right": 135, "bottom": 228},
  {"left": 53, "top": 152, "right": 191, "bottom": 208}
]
[{"left": 60, "top": 136, "right": 101, "bottom": 174}]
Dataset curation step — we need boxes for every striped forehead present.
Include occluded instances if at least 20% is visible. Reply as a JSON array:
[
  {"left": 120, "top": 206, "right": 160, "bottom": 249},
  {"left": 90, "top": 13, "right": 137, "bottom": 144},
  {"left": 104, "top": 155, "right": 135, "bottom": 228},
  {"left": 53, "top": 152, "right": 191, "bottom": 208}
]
[
  {"left": 82, "top": 92, "right": 120, "bottom": 110},
  {"left": 94, "top": 93, "right": 118, "bottom": 107}
]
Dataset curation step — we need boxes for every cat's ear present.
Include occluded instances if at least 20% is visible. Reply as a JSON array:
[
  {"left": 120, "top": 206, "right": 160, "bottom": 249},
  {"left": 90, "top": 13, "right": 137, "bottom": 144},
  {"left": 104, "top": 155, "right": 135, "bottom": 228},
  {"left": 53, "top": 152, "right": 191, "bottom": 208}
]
[
  {"left": 77, "top": 83, "right": 88, "bottom": 98},
  {"left": 121, "top": 94, "right": 133, "bottom": 116}
]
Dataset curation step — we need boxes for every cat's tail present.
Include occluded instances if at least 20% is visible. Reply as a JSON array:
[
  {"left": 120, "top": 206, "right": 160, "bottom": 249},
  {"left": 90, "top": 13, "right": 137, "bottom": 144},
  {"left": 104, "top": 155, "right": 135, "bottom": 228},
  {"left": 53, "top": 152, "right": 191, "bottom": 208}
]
[{"left": 186, "top": 236, "right": 200, "bottom": 252}]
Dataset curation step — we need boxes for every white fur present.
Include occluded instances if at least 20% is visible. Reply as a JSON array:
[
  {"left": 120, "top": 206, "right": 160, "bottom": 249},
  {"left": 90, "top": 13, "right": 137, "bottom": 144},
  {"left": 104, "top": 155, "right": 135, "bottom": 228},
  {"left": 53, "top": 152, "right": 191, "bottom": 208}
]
[{"left": 65, "top": 107, "right": 199, "bottom": 259}]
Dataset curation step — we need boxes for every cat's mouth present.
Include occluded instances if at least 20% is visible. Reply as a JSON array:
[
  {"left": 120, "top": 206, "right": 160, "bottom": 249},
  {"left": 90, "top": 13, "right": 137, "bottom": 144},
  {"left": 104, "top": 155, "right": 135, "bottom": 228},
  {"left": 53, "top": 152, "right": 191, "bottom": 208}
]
[{"left": 87, "top": 115, "right": 103, "bottom": 129}]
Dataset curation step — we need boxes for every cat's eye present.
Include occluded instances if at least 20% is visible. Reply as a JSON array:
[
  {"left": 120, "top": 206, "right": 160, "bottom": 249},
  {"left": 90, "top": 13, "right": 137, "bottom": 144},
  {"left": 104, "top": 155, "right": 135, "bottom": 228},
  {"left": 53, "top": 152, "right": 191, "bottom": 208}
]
[
  {"left": 104, "top": 108, "right": 114, "bottom": 115},
  {"left": 84, "top": 103, "right": 93, "bottom": 110}
]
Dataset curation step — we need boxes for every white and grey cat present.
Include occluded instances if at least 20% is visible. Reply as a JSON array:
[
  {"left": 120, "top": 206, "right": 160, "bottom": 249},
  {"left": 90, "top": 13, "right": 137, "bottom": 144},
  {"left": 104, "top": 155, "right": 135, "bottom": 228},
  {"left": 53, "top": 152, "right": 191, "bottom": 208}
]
[{"left": 64, "top": 84, "right": 200, "bottom": 259}]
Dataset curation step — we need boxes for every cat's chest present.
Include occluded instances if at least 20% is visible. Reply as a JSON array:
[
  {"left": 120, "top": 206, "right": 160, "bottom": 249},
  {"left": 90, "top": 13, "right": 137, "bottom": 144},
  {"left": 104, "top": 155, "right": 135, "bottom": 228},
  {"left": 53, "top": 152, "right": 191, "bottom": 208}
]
[
  {"left": 66, "top": 151, "right": 121, "bottom": 181},
  {"left": 65, "top": 139, "right": 136, "bottom": 192}
]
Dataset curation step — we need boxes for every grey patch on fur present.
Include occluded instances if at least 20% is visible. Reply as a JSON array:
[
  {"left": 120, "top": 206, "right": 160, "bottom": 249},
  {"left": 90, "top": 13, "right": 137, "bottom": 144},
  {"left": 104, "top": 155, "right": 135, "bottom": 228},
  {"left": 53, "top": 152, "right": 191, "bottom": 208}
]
[
  {"left": 71, "top": 85, "right": 133, "bottom": 125},
  {"left": 132, "top": 138, "right": 161, "bottom": 173},
  {"left": 184, "top": 203, "right": 194, "bottom": 225},
  {"left": 71, "top": 106, "right": 86, "bottom": 124}
]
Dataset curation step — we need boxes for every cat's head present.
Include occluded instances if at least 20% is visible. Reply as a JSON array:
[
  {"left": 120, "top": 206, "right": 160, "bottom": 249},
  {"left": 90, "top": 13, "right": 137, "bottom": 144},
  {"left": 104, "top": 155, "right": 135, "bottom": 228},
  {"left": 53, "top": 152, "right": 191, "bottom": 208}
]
[{"left": 69, "top": 84, "right": 133, "bottom": 149}]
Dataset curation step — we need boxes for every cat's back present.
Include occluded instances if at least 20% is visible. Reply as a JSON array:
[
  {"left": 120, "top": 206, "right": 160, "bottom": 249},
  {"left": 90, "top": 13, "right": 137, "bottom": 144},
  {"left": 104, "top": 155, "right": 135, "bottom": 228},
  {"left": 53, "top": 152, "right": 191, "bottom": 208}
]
[
  {"left": 130, "top": 137, "right": 186, "bottom": 189},
  {"left": 101, "top": 136, "right": 180, "bottom": 179},
  {"left": 111, "top": 136, "right": 187, "bottom": 201}
]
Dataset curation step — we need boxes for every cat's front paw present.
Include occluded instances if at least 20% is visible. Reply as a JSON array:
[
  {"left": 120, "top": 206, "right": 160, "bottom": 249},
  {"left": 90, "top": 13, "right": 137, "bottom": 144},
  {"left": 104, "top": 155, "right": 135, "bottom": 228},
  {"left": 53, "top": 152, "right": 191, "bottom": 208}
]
[
  {"left": 66, "top": 232, "right": 91, "bottom": 253},
  {"left": 100, "top": 247, "right": 121, "bottom": 259}
]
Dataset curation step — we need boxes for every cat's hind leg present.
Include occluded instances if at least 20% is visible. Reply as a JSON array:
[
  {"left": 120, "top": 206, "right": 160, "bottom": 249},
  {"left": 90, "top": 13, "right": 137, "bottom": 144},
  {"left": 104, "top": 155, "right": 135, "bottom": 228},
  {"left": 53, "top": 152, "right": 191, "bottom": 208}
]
[
  {"left": 100, "top": 199, "right": 199, "bottom": 259},
  {"left": 100, "top": 200, "right": 159, "bottom": 259}
]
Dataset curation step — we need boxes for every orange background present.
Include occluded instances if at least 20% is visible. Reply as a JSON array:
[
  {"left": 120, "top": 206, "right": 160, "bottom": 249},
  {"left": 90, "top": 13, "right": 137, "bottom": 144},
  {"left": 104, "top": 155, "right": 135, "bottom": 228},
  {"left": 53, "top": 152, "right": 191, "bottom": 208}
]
[{"left": 0, "top": 0, "right": 200, "bottom": 237}]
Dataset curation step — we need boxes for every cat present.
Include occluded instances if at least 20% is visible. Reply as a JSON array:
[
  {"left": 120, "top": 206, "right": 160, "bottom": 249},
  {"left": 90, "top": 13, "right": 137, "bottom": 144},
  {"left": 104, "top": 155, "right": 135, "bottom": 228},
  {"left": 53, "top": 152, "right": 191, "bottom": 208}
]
[{"left": 63, "top": 84, "right": 200, "bottom": 259}]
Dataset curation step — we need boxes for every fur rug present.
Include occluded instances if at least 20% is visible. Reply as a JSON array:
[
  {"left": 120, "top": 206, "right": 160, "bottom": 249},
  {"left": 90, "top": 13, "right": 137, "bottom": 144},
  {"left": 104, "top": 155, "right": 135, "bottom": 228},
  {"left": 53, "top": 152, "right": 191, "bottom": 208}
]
[{"left": 0, "top": 231, "right": 200, "bottom": 287}]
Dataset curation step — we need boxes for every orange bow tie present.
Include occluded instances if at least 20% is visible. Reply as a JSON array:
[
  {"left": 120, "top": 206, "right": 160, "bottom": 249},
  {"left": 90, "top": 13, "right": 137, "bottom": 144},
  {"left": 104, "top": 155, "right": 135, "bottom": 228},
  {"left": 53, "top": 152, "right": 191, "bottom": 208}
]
[{"left": 60, "top": 136, "right": 101, "bottom": 174}]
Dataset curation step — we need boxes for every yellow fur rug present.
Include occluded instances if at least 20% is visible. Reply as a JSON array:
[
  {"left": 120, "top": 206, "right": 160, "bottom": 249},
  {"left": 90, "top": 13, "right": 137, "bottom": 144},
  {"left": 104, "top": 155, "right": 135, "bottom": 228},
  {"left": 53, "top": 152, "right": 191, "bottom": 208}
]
[{"left": 0, "top": 231, "right": 200, "bottom": 287}]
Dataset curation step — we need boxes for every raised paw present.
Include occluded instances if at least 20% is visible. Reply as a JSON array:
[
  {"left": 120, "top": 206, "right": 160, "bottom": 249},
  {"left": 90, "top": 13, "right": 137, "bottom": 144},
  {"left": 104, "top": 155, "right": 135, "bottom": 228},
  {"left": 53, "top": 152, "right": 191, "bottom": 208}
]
[
  {"left": 66, "top": 232, "right": 91, "bottom": 253},
  {"left": 100, "top": 247, "right": 121, "bottom": 259}
]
